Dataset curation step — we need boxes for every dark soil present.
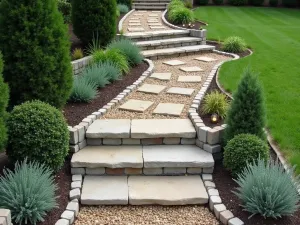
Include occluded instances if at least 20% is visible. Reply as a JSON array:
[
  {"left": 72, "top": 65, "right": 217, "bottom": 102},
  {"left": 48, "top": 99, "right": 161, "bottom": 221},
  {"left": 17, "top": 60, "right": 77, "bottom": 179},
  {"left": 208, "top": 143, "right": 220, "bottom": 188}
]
[
  {"left": 0, "top": 153, "right": 71, "bottom": 225},
  {"left": 63, "top": 62, "right": 149, "bottom": 126},
  {"left": 214, "top": 160, "right": 300, "bottom": 225}
]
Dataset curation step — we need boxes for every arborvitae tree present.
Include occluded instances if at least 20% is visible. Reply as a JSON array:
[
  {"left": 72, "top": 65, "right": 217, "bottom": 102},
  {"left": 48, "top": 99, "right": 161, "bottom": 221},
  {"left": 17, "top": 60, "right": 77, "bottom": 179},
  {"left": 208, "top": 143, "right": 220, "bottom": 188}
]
[
  {"left": 72, "top": 0, "right": 117, "bottom": 46},
  {"left": 224, "top": 67, "right": 266, "bottom": 144},
  {"left": 0, "top": 0, "right": 73, "bottom": 109},
  {"left": 0, "top": 53, "right": 9, "bottom": 151}
]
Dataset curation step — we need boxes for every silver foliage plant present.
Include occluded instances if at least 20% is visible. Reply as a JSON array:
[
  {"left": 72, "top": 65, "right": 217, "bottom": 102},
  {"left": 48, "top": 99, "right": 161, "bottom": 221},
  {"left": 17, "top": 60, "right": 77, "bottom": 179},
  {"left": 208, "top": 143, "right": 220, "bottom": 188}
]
[
  {"left": 0, "top": 159, "right": 58, "bottom": 225},
  {"left": 234, "top": 159, "right": 300, "bottom": 219}
]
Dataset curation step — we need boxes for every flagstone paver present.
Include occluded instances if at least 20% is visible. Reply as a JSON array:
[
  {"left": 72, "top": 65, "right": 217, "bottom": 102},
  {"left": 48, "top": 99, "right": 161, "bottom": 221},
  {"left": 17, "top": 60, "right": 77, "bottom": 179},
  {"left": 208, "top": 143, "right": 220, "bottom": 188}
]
[
  {"left": 180, "top": 66, "right": 203, "bottom": 72},
  {"left": 119, "top": 99, "right": 154, "bottom": 112},
  {"left": 137, "top": 83, "right": 167, "bottom": 94},
  {"left": 195, "top": 56, "right": 217, "bottom": 62},
  {"left": 178, "top": 76, "right": 202, "bottom": 83},
  {"left": 128, "top": 27, "right": 145, "bottom": 32},
  {"left": 150, "top": 73, "right": 172, "bottom": 81},
  {"left": 163, "top": 60, "right": 186, "bottom": 66},
  {"left": 150, "top": 26, "right": 165, "bottom": 29},
  {"left": 149, "top": 14, "right": 159, "bottom": 17},
  {"left": 153, "top": 103, "right": 184, "bottom": 116},
  {"left": 167, "top": 87, "right": 195, "bottom": 96},
  {"left": 129, "top": 24, "right": 142, "bottom": 26}
]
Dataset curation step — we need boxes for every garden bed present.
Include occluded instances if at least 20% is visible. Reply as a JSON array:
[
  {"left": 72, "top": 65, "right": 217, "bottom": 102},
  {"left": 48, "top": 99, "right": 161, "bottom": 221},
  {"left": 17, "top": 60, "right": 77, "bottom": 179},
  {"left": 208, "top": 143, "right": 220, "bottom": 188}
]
[{"left": 63, "top": 62, "right": 148, "bottom": 126}]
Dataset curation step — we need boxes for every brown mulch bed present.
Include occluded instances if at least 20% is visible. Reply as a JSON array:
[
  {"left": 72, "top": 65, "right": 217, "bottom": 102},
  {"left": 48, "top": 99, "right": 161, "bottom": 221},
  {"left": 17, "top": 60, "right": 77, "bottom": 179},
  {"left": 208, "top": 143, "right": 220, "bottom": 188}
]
[
  {"left": 214, "top": 160, "right": 300, "bottom": 225},
  {"left": 63, "top": 62, "right": 149, "bottom": 126},
  {"left": 0, "top": 153, "right": 71, "bottom": 225}
]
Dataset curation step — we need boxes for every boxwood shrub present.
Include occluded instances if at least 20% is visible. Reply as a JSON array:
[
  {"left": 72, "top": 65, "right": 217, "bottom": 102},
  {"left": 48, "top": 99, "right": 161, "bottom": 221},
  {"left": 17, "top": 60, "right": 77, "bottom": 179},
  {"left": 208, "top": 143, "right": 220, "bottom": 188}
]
[{"left": 6, "top": 101, "right": 69, "bottom": 171}]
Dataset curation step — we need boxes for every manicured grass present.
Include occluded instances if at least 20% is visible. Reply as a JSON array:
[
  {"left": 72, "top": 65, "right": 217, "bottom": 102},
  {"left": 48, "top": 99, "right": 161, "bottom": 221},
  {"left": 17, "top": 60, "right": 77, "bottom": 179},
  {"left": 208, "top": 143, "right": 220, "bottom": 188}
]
[{"left": 194, "top": 6, "right": 300, "bottom": 172}]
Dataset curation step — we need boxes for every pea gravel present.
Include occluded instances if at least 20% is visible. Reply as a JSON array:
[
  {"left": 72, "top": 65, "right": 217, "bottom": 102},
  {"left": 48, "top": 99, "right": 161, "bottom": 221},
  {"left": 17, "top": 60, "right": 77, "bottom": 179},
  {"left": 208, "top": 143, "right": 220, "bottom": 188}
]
[{"left": 75, "top": 205, "right": 220, "bottom": 225}]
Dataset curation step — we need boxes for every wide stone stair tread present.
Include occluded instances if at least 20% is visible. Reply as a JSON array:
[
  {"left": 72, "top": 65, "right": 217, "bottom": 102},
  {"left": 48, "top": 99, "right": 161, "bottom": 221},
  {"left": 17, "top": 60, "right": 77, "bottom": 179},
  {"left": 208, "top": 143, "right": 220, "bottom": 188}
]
[
  {"left": 81, "top": 175, "right": 208, "bottom": 205},
  {"left": 136, "top": 37, "right": 202, "bottom": 47},
  {"left": 125, "top": 29, "right": 190, "bottom": 39}
]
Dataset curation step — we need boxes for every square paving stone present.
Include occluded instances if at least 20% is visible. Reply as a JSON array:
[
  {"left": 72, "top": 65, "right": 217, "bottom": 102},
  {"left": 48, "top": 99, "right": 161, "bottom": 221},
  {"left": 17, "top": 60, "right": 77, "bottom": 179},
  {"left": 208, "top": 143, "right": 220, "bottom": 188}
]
[
  {"left": 150, "top": 73, "right": 172, "bottom": 81},
  {"left": 163, "top": 60, "right": 186, "bottom": 66},
  {"left": 148, "top": 14, "right": 159, "bottom": 17},
  {"left": 167, "top": 87, "right": 195, "bottom": 96},
  {"left": 137, "top": 84, "right": 167, "bottom": 94},
  {"left": 195, "top": 56, "right": 217, "bottom": 62},
  {"left": 148, "top": 20, "right": 159, "bottom": 23},
  {"left": 180, "top": 66, "right": 203, "bottom": 72},
  {"left": 150, "top": 26, "right": 165, "bottom": 29},
  {"left": 119, "top": 99, "right": 154, "bottom": 112},
  {"left": 153, "top": 103, "right": 184, "bottom": 117},
  {"left": 129, "top": 24, "right": 142, "bottom": 26},
  {"left": 178, "top": 76, "right": 202, "bottom": 83},
  {"left": 148, "top": 23, "right": 163, "bottom": 26},
  {"left": 81, "top": 176, "right": 128, "bottom": 205},
  {"left": 128, "top": 27, "right": 145, "bottom": 32}
]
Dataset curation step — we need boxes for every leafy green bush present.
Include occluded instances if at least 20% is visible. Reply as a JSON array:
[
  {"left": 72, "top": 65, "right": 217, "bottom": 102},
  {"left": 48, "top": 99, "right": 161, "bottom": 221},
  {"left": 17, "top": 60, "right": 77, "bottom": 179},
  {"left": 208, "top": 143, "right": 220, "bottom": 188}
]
[
  {"left": 224, "top": 134, "right": 269, "bottom": 176},
  {"left": 0, "top": 53, "right": 9, "bottom": 152},
  {"left": 93, "top": 49, "right": 130, "bottom": 73},
  {"left": 6, "top": 101, "right": 69, "bottom": 171},
  {"left": 117, "top": 0, "right": 132, "bottom": 9},
  {"left": 249, "top": 0, "right": 264, "bottom": 6},
  {"left": 107, "top": 38, "right": 143, "bottom": 66},
  {"left": 234, "top": 159, "right": 300, "bottom": 218},
  {"left": 97, "top": 61, "right": 122, "bottom": 81},
  {"left": 196, "top": 0, "right": 209, "bottom": 5},
  {"left": 83, "top": 64, "right": 110, "bottom": 88},
  {"left": 202, "top": 91, "right": 229, "bottom": 119},
  {"left": 229, "top": 0, "right": 247, "bottom": 5},
  {"left": 168, "top": 0, "right": 185, "bottom": 11},
  {"left": 0, "top": 159, "right": 57, "bottom": 225},
  {"left": 72, "top": 0, "right": 117, "bottom": 46},
  {"left": 213, "top": 0, "right": 224, "bottom": 4},
  {"left": 224, "top": 67, "right": 266, "bottom": 144},
  {"left": 282, "top": 0, "right": 298, "bottom": 6},
  {"left": 0, "top": 0, "right": 73, "bottom": 109},
  {"left": 72, "top": 48, "right": 84, "bottom": 60},
  {"left": 222, "top": 36, "right": 247, "bottom": 53},
  {"left": 168, "top": 6, "right": 195, "bottom": 24},
  {"left": 69, "top": 76, "right": 98, "bottom": 103},
  {"left": 118, "top": 4, "right": 129, "bottom": 14},
  {"left": 269, "top": 0, "right": 279, "bottom": 6},
  {"left": 58, "top": 0, "right": 72, "bottom": 23}
]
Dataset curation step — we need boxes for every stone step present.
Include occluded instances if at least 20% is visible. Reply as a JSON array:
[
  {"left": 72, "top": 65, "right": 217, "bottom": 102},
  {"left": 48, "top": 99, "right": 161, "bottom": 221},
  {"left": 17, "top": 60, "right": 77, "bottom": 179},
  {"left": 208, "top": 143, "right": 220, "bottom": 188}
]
[
  {"left": 134, "top": 0, "right": 170, "bottom": 2},
  {"left": 71, "top": 145, "right": 214, "bottom": 169},
  {"left": 142, "top": 45, "right": 215, "bottom": 59},
  {"left": 133, "top": 4, "right": 167, "bottom": 10},
  {"left": 136, "top": 37, "right": 203, "bottom": 50},
  {"left": 81, "top": 175, "right": 209, "bottom": 205}
]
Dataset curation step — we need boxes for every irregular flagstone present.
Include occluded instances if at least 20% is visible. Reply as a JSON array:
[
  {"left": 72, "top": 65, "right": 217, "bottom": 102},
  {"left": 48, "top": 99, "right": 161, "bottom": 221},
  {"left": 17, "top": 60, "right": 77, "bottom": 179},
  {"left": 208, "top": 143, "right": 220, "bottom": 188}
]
[
  {"left": 81, "top": 176, "right": 128, "bottom": 205},
  {"left": 153, "top": 103, "right": 184, "bottom": 117},
  {"left": 131, "top": 119, "right": 196, "bottom": 138},
  {"left": 86, "top": 119, "right": 131, "bottom": 138},
  {"left": 137, "top": 83, "right": 166, "bottom": 94},
  {"left": 195, "top": 56, "right": 217, "bottom": 62},
  {"left": 178, "top": 76, "right": 202, "bottom": 83},
  {"left": 163, "top": 60, "right": 186, "bottom": 66},
  {"left": 167, "top": 87, "right": 195, "bottom": 96},
  {"left": 128, "top": 27, "right": 145, "bottom": 32},
  {"left": 119, "top": 99, "right": 154, "bottom": 112},
  {"left": 150, "top": 73, "right": 172, "bottom": 81},
  {"left": 143, "top": 145, "right": 214, "bottom": 168},
  {"left": 71, "top": 146, "right": 143, "bottom": 168},
  {"left": 180, "top": 66, "right": 203, "bottom": 72},
  {"left": 128, "top": 176, "right": 209, "bottom": 205}
]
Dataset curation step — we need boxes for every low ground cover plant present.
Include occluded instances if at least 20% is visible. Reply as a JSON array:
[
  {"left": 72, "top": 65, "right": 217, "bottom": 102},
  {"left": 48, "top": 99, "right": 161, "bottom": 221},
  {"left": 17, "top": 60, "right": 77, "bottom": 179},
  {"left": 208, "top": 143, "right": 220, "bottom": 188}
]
[
  {"left": 234, "top": 159, "right": 300, "bottom": 218},
  {"left": 202, "top": 91, "right": 229, "bottom": 119},
  {"left": 222, "top": 36, "right": 247, "bottom": 53},
  {"left": 0, "top": 160, "right": 57, "bottom": 225}
]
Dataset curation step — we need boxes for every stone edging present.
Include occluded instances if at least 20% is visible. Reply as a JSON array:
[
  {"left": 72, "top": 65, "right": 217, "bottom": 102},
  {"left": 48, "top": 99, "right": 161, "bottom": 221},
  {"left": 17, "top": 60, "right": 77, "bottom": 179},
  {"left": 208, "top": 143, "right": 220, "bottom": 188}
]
[
  {"left": 118, "top": 9, "right": 136, "bottom": 33},
  {"left": 0, "top": 209, "right": 11, "bottom": 225},
  {"left": 71, "top": 56, "right": 92, "bottom": 76}
]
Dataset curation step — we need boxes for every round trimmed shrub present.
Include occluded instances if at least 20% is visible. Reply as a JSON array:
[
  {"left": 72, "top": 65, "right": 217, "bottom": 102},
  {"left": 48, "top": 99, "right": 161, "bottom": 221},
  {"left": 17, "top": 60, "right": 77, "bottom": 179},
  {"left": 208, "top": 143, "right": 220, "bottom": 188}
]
[
  {"left": 229, "top": 0, "right": 247, "bottom": 5},
  {"left": 0, "top": 0, "right": 73, "bottom": 109},
  {"left": 222, "top": 36, "right": 247, "bottom": 53},
  {"left": 224, "top": 134, "right": 269, "bottom": 176},
  {"left": 7, "top": 101, "right": 69, "bottom": 171},
  {"left": 72, "top": 0, "right": 117, "bottom": 46}
]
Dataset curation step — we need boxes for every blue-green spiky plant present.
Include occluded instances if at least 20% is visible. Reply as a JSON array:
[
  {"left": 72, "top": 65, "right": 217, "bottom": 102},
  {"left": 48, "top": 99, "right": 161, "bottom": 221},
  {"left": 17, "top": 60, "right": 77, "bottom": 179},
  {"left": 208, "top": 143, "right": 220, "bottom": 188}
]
[
  {"left": 69, "top": 75, "right": 98, "bottom": 102},
  {"left": 0, "top": 159, "right": 57, "bottom": 225},
  {"left": 83, "top": 64, "right": 110, "bottom": 88}
]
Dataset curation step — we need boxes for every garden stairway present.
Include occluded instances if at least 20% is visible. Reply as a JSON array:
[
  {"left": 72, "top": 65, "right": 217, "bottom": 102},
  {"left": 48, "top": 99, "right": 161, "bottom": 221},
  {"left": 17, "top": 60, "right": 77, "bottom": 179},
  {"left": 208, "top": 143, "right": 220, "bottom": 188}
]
[
  {"left": 132, "top": 0, "right": 171, "bottom": 10},
  {"left": 71, "top": 119, "right": 215, "bottom": 205}
]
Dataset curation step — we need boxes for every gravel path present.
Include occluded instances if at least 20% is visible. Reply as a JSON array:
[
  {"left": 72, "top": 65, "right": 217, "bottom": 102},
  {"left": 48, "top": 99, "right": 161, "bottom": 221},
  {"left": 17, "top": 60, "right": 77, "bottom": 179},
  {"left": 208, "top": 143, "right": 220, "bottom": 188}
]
[
  {"left": 123, "top": 10, "right": 170, "bottom": 33},
  {"left": 75, "top": 205, "right": 220, "bottom": 225},
  {"left": 103, "top": 52, "right": 230, "bottom": 120}
]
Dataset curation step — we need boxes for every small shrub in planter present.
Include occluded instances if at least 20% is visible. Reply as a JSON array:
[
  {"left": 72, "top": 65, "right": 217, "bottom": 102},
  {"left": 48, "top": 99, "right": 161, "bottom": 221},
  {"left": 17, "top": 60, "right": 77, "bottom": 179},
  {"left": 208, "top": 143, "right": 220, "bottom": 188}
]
[
  {"left": 72, "top": 48, "right": 84, "bottom": 60},
  {"left": 213, "top": 0, "right": 224, "bottom": 5},
  {"left": 202, "top": 91, "right": 229, "bottom": 119},
  {"left": 7, "top": 101, "right": 69, "bottom": 171},
  {"left": 229, "top": 0, "right": 247, "bottom": 5},
  {"left": 69, "top": 76, "right": 98, "bottom": 103},
  {"left": 269, "top": 0, "right": 279, "bottom": 6},
  {"left": 222, "top": 36, "right": 247, "bottom": 53},
  {"left": 117, "top": 0, "right": 132, "bottom": 9},
  {"left": 224, "top": 134, "right": 269, "bottom": 176},
  {"left": 234, "top": 159, "right": 300, "bottom": 218},
  {"left": 224, "top": 67, "right": 266, "bottom": 144},
  {"left": 168, "top": 7, "right": 195, "bottom": 25},
  {"left": 249, "top": 0, "right": 264, "bottom": 6},
  {"left": 93, "top": 49, "right": 130, "bottom": 73},
  {"left": 0, "top": 159, "right": 57, "bottom": 225},
  {"left": 72, "top": 0, "right": 117, "bottom": 46},
  {"left": 118, "top": 4, "right": 129, "bottom": 14},
  {"left": 107, "top": 38, "right": 143, "bottom": 66}
]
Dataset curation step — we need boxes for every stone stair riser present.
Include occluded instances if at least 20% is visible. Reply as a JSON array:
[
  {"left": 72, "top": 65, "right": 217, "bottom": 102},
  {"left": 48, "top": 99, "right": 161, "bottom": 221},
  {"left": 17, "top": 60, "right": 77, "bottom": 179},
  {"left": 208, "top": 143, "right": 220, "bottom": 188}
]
[
  {"left": 145, "top": 49, "right": 213, "bottom": 60},
  {"left": 139, "top": 41, "right": 202, "bottom": 50},
  {"left": 131, "top": 33, "right": 189, "bottom": 42}
]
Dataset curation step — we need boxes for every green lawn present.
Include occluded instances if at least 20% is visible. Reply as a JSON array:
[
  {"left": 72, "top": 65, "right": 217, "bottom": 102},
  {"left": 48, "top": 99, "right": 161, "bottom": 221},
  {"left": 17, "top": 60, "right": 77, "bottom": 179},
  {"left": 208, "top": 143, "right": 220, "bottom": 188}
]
[{"left": 194, "top": 6, "right": 300, "bottom": 172}]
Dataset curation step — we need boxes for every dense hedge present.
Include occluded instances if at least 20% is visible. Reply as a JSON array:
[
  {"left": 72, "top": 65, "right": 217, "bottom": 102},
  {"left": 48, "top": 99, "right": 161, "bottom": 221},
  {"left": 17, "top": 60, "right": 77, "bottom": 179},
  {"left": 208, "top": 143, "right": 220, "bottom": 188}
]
[
  {"left": 72, "top": 0, "right": 117, "bottom": 46},
  {"left": 117, "top": 0, "right": 132, "bottom": 9},
  {"left": 0, "top": 0, "right": 73, "bottom": 109}
]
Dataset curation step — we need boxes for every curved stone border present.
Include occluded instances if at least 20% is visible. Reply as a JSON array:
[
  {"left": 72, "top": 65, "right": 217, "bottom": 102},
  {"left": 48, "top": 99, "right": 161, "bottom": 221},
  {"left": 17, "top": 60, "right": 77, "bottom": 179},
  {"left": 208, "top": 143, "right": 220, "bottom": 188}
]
[
  {"left": 162, "top": 9, "right": 186, "bottom": 30},
  {"left": 118, "top": 9, "right": 136, "bottom": 33}
]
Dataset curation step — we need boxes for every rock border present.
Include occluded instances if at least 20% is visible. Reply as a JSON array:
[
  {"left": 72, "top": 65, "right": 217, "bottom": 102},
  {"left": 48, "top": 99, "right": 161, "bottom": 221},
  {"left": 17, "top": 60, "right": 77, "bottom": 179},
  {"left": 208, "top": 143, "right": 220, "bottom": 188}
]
[{"left": 118, "top": 9, "right": 136, "bottom": 33}]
